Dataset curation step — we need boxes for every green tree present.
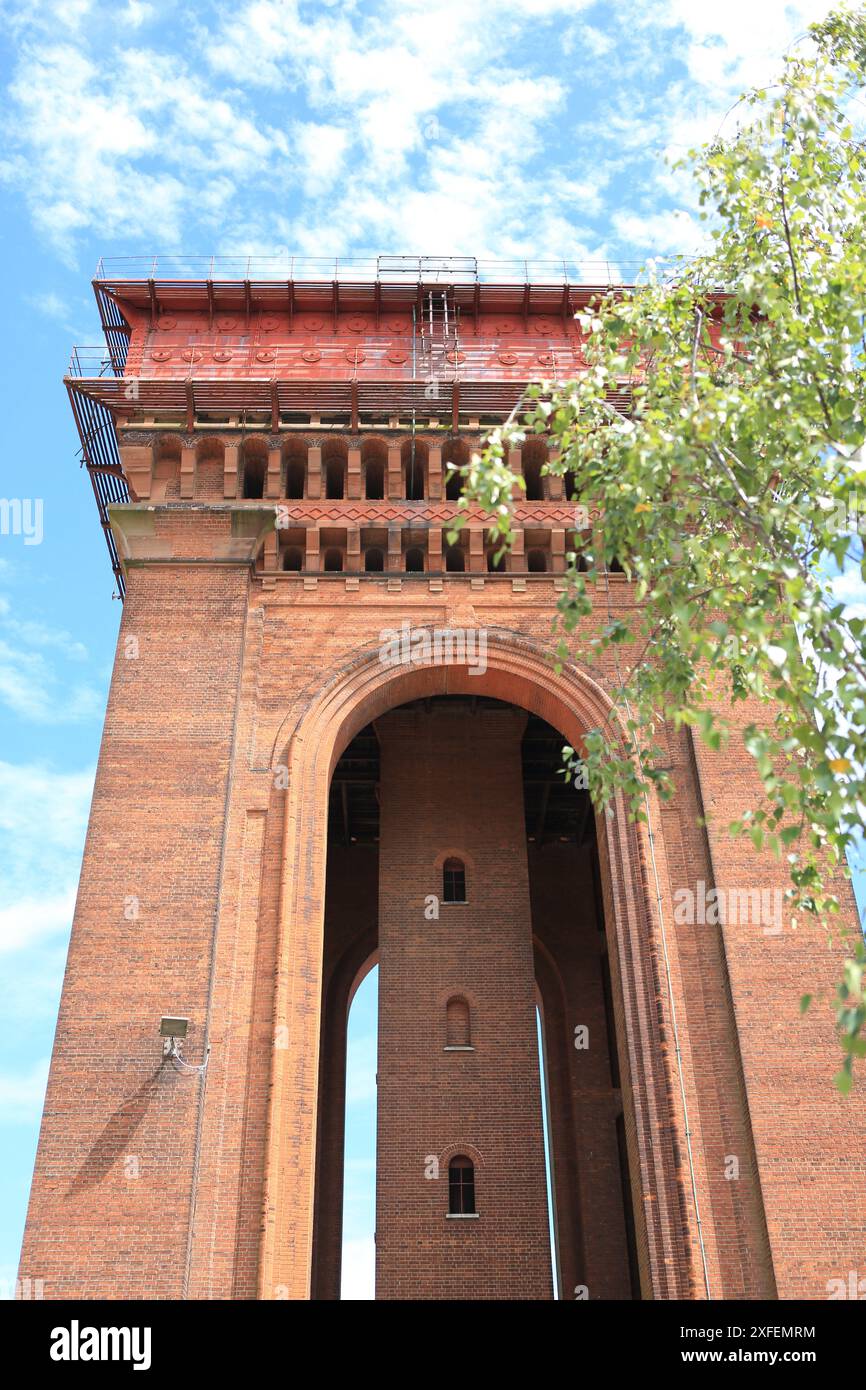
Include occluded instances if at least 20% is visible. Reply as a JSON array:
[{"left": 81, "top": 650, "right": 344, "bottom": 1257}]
[{"left": 454, "top": 5, "right": 866, "bottom": 1090}]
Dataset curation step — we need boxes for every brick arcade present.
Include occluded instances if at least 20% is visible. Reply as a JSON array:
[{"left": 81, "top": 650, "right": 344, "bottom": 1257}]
[{"left": 19, "top": 257, "right": 865, "bottom": 1300}]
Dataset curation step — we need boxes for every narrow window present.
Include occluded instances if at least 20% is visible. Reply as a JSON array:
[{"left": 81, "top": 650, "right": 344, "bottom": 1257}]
[
  {"left": 365, "top": 459, "right": 384, "bottom": 499},
  {"left": 242, "top": 455, "right": 265, "bottom": 499},
  {"left": 445, "top": 469, "right": 462, "bottom": 501},
  {"left": 443, "top": 857, "right": 466, "bottom": 903},
  {"left": 285, "top": 459, "right": 305, "bottom": 499},
  {"left": 405, "top": 547, "right": 424, "bottom": 573},
  {"left": 487, "top": 549, "right": 504, "bottom": 572},
  {"left": 446, "top": 997, "right": 471, "bottom": 1048},
  {"left": 524, "top": 456, "right": 544, "bottom": 500},
  {"left": 405, "top": 454, "right": 425, "bottom": 500},
  {"left": 326, "top": 460, "right": 345, "bottom": 499},
  {"left": 283, "top": 547, "right": 303, "bottom": 571},
  {"left": 527, "top": 549, "right": 547, "bottom": 573},
  {"left": 364, "top": 547, "right": 384, "bottom": 573},
  {"left": 444, "top": 546, "right": 464, "bottom": 573},
  {"left": 323, "top": 547, "right": 343, "bottom": 572},
  {"left": 448, "top": 1156, "right": 476, "bottom": 1215}
]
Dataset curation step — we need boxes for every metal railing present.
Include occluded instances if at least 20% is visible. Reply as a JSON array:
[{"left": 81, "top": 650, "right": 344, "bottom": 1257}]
[{"left": 95, "top": 253, "right": 686, "bottom": 286}]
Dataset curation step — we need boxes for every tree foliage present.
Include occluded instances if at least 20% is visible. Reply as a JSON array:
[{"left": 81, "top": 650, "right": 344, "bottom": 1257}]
[{"left": 453, "top": 6, "right": 866, "bottom": 1089}]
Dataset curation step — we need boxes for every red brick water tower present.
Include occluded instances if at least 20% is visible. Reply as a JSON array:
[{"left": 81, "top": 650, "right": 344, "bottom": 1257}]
[{"left": 18, "top": 255, "right": 865, "bottom": 1300}]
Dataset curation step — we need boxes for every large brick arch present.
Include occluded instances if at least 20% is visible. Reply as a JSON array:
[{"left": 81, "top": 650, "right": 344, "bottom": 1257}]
[{"left": 257, "top": 627, "right": 698, "bottom": 1300}]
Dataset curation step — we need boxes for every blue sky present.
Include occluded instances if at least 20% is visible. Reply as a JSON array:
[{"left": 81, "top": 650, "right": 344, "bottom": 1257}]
[{"left": 0, "top": 0, "right": 863, "bottom": 1301}]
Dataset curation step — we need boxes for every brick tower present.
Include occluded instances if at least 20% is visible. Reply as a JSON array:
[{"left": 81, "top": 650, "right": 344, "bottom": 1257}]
[{"left": 19, "top": 256, "right": 865, "bottom": 1301}]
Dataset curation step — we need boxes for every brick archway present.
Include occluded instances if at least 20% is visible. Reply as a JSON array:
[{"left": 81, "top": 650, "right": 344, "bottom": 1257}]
[{"left": 257, "top": 628, "right": 697, "bottom": 1300}]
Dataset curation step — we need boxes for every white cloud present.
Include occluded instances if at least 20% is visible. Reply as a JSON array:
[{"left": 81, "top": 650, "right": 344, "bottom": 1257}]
[
  {"left": 27, "top": 291, "right": 70, "bottom": 321},
  {"left": 0, "top": 595, "right": 102, "bottom": 723},
  {"left": 0, "top": 889, "right": 78, "bottom": 955},
  {"left": 0, "top": 1, "right": 845, "bottom": 268},
  {"left": 0, "top": 1059, "right": 50, "bottom": 1125},
  {"left": 0, "top": 758, "right": 92, "bottom": 1028},
  {"left": 831, "top": 565, "right": 866, "bottom": 619},
  {"left": 0, "top": 638, "right": 101, "bottom": 723},
  {"left": 340, "top": 1236, "right": 375, "bottom": 1300}
]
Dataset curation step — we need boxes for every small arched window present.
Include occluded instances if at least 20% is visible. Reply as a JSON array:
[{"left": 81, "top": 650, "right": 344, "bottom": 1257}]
[
  {"left": 527, "top": 549, "right": 547, "bottom": 573},
  {"left": 563, "top": 469, "right": 577, "bottom": 501},
  {"left": 365, "top": 459, "right": 384, "bottom": 499},
  {"left": 443, "top": 857, "right": 466, "bottom": 903},
  {"left": 364, "top": 547, "right": 384, "bottom": 573},
  {"left": 405, "top": 547, "right": 424, "bottom": 573},
  {"left": 448, "top": 1156, "right": 476, "bottom": 1215},
  {"left": 444, "top": 546, "right": 464, "bottom": 573},
  {"left": 487, "top": 548, "right": 504, "bottom": 573},
  {"left": 283, "top": 547, "right": 303, "bottom": 572},
  {"left": 446, "top": 997, "right": 471, "bottom": 1048},
  {"left": 445, "top": 468, "right": 462, "bottom": 501},
  {"left": 323, "top": 547, "right": 343, "bottom": 572}
]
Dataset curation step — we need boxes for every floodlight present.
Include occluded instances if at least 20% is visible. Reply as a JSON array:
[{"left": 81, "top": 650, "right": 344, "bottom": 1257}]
[{"left": 159, "top": 1016, "right": 189, "bottom": 1039}]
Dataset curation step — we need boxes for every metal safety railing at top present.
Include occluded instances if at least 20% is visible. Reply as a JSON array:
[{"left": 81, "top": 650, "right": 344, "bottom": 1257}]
[{"left": 94, "top": 253, "right": 690, "bottom": 286}]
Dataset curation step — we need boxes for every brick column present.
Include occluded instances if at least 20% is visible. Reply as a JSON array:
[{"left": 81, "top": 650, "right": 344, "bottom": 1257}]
[{"left": 375, "top": 704, "right": 553, "bottom": 1300}]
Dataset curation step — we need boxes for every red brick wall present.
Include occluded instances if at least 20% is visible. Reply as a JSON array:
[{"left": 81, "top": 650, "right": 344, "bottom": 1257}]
[
  {"left": 18, "top": 494, "right": 866, "bottom": 1300},
  {"left": 19, "top": 555, "right": 249, "bottom": 1298}
]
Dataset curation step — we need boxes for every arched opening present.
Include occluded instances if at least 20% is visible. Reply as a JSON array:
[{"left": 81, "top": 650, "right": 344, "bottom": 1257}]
[
  {"left": 285, "top": 447, "right": 306, "bottom": 499},
  {"left": 271, "top": 640, "right": 701, "bottom": 1305},
  {"left": 364, "top": 460, "right": 384, "bottom": 499},
  {"left": 194, "top": 437, "right": 225, "bottom": 501},
  {"left": 527, "top": 549, "right": 548, "bottom": 573},
  {"left": 487, "top": 547, "right": 505, "bottom": 573},
  {"left": 152, "top": 439, "right": 181, "bottom": 502},
  {"left": 443, "top": 437, "right": 468, "bottom": 502},
  {"left": 445, "top": 996, "right": 471, "bottom": 1048},
  {"left": 309, "top": 690, "right": 647, "bottom": 1302},
  {"left": 442, "top": 857, "right": 467, "bottom": 903},
  {"left": 364, "top": 547, "right": 384, "bottom": 573},
  {"left": 324, "top": 443, "right": 348, "bottom": 500},
  {"left": 241, "top": 441, "right": 267, "bottom": 499},
  {"left": 448, "top": 1156, "right": 476, "bottom": 1215},
  {"left": 405, "top": 547, "right": 425, "bottom": 573},
  {"left": 339, "top": 965, "right": 378, "bottom": 1301},
  {"left": 402, "top": 439, "right": 427, "bottom": 500},
  {"left": 283, "top": 546, "right": 303, "bottom": 572},
  {"left": 363, "top": 440, "right": 387, "bottom": 500},
  {"left": 523, "top": 440, "right": 547, "bottom": 501},
  {"left": 444, "top": 545, "right": 465, "bottom": 573},
  {"left": 323, "top": 547, "right": 344, "bottom": 572}
]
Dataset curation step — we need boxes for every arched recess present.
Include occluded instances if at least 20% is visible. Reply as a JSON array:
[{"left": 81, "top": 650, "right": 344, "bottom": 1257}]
[{"left": 257, "top": 630, "right": 697, "bottom": 1302}]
